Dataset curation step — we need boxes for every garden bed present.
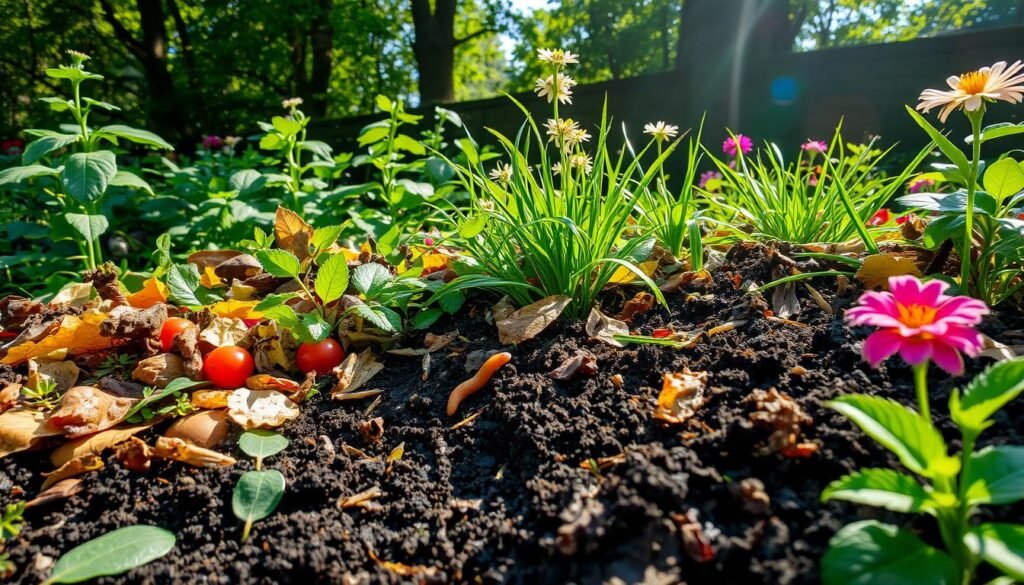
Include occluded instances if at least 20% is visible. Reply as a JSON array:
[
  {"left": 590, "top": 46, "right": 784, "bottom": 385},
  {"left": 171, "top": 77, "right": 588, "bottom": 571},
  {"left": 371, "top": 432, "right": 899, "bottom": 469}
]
[{"left": 3, "top": 243, "right": 1021, "bottom": 584}]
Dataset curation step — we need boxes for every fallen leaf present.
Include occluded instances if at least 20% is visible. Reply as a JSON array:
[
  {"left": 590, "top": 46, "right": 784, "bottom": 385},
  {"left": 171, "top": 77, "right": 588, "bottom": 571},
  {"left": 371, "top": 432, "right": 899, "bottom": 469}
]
[
  {"left": 1, "top": 310, "right": 115, "bottom": 365},
  {"left": 368, "top": 550, "right": 438, "bottom": 578},
  {"left": 979, "top": 334, "right": 1017, "bottom": 362},
  {"left": 191, "top": 389, "right": 232, "bottom": 409},
  {"left": 50, "top": 421, "right": 155, "bottom": 467},
  {"left": 549, "top": 352, "right": 599, "bottom": 380},
  {"left": 100, "top": 304, "right": 167, "bottom": 355},
  {"left": 198, "top": 316, "right": 249, "bottom": 349},
  {"left": 585, "top": 307, "right": 629, "bottom": 348},
  {"left": 41, "top": 453, "right": 103, "bottom": 490},
  {"left": 746, "top": 388, "right": 813, "bottom": 455},
  {"left": 338, "top": 486, "right": 382, "bottom": 509},
  {"left": 0, "top": 408, "right": 62, "bottom": 458},
  {"left": 0, "top": 383, "right": 20, "bottom": 413},
  {"left": 331, "top": 349, "right": 384, "bottom": 398},
  {"left": 608, "top": 260, "right": 658, "bottom": 284},
  {"left": 187, "top": 250, "right": 243, "bottom": 272},
  {"left": 27, "top": 359, "right": 80, "bottom": 394},
  {"left": 659, "top": 269, "right": 712, "bottom": 292},
  {"left": 250, "top": 321, "right": 293, "bottom": 373},
  {"left": 26, "top": 478, "right": 83, "bottom": 507},
  {"left": 855, "top": 254, "right": 923, "bottom": 289},
  {"left": 125, "top": 277, "right": 168, "bottom": 309},
  {"left": 132, "top": 353, "right": 186, "bottom": 388},
  {"left": 616, "top": 292, "right": 655, "bottom": 322},
  {"left": 358, "top": 417, "right": 385, "bottom": 443},
  {"left": 113, "top": 436, "right": 153, "bottom": 472},
  {"left": 227, "top": 388, "right": 300, "bottom": 430},
  {"left": 246, "top": 374, "right": 300, "bottom": 393},
  {"left": 49, "top": 282, "right": 94, "bottom": 308},
  {"left": 199, "top": 266, "right": 224, "bottom": 288},
  {"left": 654, "top": 369, "right": 709, "bottom": 424},
  {"left": 153, "top": 436, "right": 236, "bottom": 467},
  {"left": 209, "top": 300, "right": 263, "bottom": 320},
  {"left": 215, "top": 254, "right": 263, "bottom": 282},
  {"left": 496, "top": 295, "right": 570, "bottom": 345},
  {"left": 275, "top": 206, "right": 314, "bottom": 260},
  {"left": 49, "top": 386, "right": 135, "bottom": 438},
  {"left": 165, "top": 410, "right": 229, "bottom": 448},
  {"left": 490, "top": 296, "right": 516, "bottom": 323}
]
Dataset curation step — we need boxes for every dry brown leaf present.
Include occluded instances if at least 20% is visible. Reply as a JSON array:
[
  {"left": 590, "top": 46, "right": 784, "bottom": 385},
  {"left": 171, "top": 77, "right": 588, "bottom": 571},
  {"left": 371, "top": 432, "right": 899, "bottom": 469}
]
[
  {"left": 0, "top": 383, "right": 20, "bottom": 413},
  {"left": 26, "top": 478, "right": 83, "bottom": 507},
  {"left": 49, "top": 386, "right": 135, "bottom": 438},
  {"left": 165, "top": 410, "right": 230, "bottom": 448},
  {"left": 198, "top": 316, "right": 249, "bottom": 349},
  {"left": 490, "top": 296, "right": 516, "bottom": 323},
  {"left": 246, "top": 374, "right": 300, "bottom": 392},
  {"left": 50, "top": 421, "right": 155, "bottom": 467},
  {"left": 654, "top": 369, "right": 709, "bottom": 424},
  {"left": 331, "top": 349, "right": 384, "bottom": 398},
  {"left": 979, "top": 334, "right": 1017, "bottom": 362},
  {"left": 746, "top": 388, "right": 813, "bottom": 456},
  {"left": 659, "top": 269, "right": 713, "bottom": 292},
  {"left": 153, "top": 436, "right": 236, "bottom": 467},
  {"left": 227, "top": 388, "right": 300, "bottom": 430},
  {"left": 214, "top": 254, "right": 263, "bottom": 282},
  {"left": 496, "top": 295, "right": 570, "bottom": 345},
  {"left": 1, "top": 310, "right": 115, "bottom": 365},
  {"left": 338, "top": 486, "right": 382, "bottom": 509},
  {"left": 131, "top": 353, "right": 186, "bottom": 388},
  {"left": 250, "top": 321, "right": 294, "bottom": 373},
  {"left": 855, "top": 254, "right": 923, "bottom": 290},
  {"left": 41, "top": 453, "right": 103, "bottom": 491},
  {"left": 549, "top": 352, "right": 599, "bottom": 380},
  {"left": 27, "top": 359, "right": 80, "bottom": 394},
  {"left": 187, "top": 250, "right": 243, "bottom": 272},
  {"left": 49, "top": 282, "right": 94, "bottom": 308},
  {"left": 275, "top": 206, "right": 314, "bottom": 260},
  {"left": 191, "top": 389, "right": 233, "bottom": 409},
  {"left": 358, "top": 417, "right": 385, "bottom": 443},
  {"left": 113, "top": 436, "right": 153, "bottom": 472},
  {"left": 585, "top": 307, "right": 629, "bottom": 348},
  {"left": 617, "top": 292, "right": 655, "bottom": 322},
  {"left": 368, "top": 550, "right": 439, "bottom": 578},
  {"left": 0, "top": 408, "right": 62, "bottom": 458},
  {"left": 125, "top": 276, "right": 168, "bottom": 309}
]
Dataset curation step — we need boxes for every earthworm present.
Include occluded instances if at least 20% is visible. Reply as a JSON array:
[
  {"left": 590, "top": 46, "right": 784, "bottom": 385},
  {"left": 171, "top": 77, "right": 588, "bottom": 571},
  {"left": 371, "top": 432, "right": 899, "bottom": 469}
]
[{"left": 447, "top": 352, "right": 512, "bottom": 416}]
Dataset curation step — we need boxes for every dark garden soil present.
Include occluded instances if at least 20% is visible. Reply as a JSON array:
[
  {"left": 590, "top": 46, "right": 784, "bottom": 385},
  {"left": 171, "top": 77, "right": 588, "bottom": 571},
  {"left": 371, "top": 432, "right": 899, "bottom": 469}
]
[{"left": 3, "top": 243, "right": 1023, "bottom": 585}]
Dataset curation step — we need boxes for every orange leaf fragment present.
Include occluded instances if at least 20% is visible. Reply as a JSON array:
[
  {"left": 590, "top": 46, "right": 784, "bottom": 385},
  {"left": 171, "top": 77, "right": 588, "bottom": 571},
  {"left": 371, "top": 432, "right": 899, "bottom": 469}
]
[
  {"left": 125, "top": 276, "right": 168, "bottom": 309},
  {"left": 855, "top": 254, "right": 923, "bottom": 290},
  {"left": 654, "top": 369, "right": 709, "bottom": 424},
  {"left": 1, "top": 310, "right": 114, "bottom": 365},
  {"left": 275, "top": 206, "right": 314, "bottom": 261}
]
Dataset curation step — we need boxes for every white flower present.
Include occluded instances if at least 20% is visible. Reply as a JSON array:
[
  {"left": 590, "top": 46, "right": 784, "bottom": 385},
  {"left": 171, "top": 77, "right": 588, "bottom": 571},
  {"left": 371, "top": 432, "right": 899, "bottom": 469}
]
[
  {"left": 66, "top": 50, "right": 91, "bottom": 62},
  {"left": 223, "top": 135, "right": 242, "bottom": 147},
  {"left": 551, "top": 162, "right": 562, "bottom": 176},
  {"left": 282, "top": 97, "right": 304, "bottom": 110},
  {"left": 537, "top": 48, "right": 579, "bottom": 66},
  {"left": 534, "top": 73, "right": 577, "bottom": 105},
  {"left": 489, "top": 163, "right": 513, "bottom": 185},
  {"left": 917, "top": 60, "right": 1024, "bottom": 122},
  {"left": 544, "top": 118, "right": 590, "bottom": 152},
  {"left": 643, "top": 121, "right": 679, "bottom": 142},
  {"left": 570, "top": 153, "right": 593, "bottom": 175}
]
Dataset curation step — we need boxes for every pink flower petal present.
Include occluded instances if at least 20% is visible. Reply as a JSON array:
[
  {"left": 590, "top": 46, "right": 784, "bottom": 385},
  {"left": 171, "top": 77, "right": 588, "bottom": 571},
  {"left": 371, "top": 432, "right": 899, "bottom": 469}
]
[
  {"left": 942, "top": 324, "right": 985, "bottom": 356},
  {"left": 931, "top": 341, "right": 965, "bottom": 375},
  {"left": 898, "top": 338, "right": 933, "bottom": 366},
  {"left": 863, "top": 330, "right": 903, "bottom": 367},
  {"left": 934, "top": 296, "right": 989, "bottom": 324}
]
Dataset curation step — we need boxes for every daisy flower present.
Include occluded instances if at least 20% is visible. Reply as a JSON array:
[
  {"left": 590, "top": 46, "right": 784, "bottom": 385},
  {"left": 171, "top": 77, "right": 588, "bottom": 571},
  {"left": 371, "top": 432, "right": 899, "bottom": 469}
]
[
  {"left": 569, "top": 153, "right": 593, "bottom": 175},
  {"left": 282, "top": 97, "right": 304, "bottom": 110},
  {"left": 489, "top": 163, "right": 513, "bottom": 185},
  {"left": 534, "top": 73, "right": 576, "bottom": 105},
  {"left": 537, "top": 48, "right": 579, "bottom": 66},
  {"left": 644, "top": 121, "right": 679, "bottom": 143},
  {"left": 801, "top": 140, "right": 828, "bottom": 154},
  {"left": 722, "top": 134, "right": 753, "bottom": 157},
  {"left": 917, "top": 60, "right": 1024, "bottom": 122}
]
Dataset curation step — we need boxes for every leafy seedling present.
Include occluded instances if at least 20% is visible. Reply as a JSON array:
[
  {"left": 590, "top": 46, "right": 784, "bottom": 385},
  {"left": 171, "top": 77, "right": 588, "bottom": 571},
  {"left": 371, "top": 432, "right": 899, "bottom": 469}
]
[
  {"left": 42, "top": 525, "right": 175, "bottom": 585},
  {"left": 21, "top": 379, "right": 61, "bottom": 411},
  {"left": 233, "top": 430, "right": 289, "bottom": 542},
  {"left": 124, "top": 378, "right": 206, "bottom": 423}
]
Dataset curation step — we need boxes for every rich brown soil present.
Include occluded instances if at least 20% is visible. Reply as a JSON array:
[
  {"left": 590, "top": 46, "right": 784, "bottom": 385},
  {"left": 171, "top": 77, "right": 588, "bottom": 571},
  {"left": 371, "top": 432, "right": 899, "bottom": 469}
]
[{"left": 3, "top": 243, "right": 1022, "bottom": 584}]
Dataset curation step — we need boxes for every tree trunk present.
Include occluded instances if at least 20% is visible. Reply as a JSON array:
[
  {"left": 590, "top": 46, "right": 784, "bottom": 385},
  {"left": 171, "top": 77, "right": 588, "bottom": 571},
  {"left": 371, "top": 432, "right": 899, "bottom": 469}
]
[
  {"left": 410, "top": 0, "right": 457, "bottom": 105},
  {"left": 307, "top": 0, "right": 334, "bottom": 117}
]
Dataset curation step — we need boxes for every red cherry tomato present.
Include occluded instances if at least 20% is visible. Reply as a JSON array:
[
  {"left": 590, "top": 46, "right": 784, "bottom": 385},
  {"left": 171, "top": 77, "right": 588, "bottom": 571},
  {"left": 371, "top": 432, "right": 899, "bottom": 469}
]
[
  {"left": 160, "top": 317, "right": 195, "bottom": 352},
  {"left": 296, "top": 338, "right": 345, "bottom": 375},
  {"left": 203, "top": 346, "right": 255, "bottom": 388}
]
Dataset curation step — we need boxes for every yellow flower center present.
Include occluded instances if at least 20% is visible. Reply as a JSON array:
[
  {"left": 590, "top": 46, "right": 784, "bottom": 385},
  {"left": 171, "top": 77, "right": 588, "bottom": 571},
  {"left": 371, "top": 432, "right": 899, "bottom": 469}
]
[
  {"left": 896, "top": 303, "right": 938, "bottom": 328},
  {"left": 958, "top": 70, "right": 989, "bottom": 95}
]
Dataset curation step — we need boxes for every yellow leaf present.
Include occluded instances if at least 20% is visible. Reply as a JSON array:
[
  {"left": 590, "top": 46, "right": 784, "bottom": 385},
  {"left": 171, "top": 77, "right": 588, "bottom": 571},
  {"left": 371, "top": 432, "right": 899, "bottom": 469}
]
[
  {"left": 340, "top": 248, "right": 361, "bottom": 262},
  {"left": 275, "top": 206, "right": 314, "bottom": 260},
  {"left": 0, "top": 408, "right": 61, "bottom": 458},
  {"left": 1, "top": 310, "right": 114, "bottom": 365},
  {"left": 199, "top": 266, "right": 224, "bottom": 288},
  {"left": 41, "top": 454, "right": 104, "bottom": 491},
  {"left": 126, "top": 276, "right": 168, "bottom": 309},
  {"left": 209, "top": 299, "right": 263, "bottom": 320},
  {"left": 855, "top": 254, "right": 923, "bottom": 290},
  {"left": 50, "top": 422, "right": 155, "bottom": 467},
  {"left": 608, "top": 260, "right": 658, "bottom": 284}
]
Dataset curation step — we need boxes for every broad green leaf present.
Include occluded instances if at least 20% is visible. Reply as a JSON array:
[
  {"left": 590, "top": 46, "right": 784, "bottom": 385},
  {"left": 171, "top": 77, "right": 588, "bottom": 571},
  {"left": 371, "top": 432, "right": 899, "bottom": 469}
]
[
  {"left": 97, "top": 125, "right": 173, "bottom": 150},
  {"left": 983, "top": 158, "right": 1024, "bottom": 200},
  {"left": 829, "top": 395, "right": 958, "bottom": 478},
  {"left": 412, "top": 308, "right": 443, "bottom": 330},
  {"left": 376, "top": 223, "right": 403, "bottom": 257},
  {"left": 271, "top": 116, "right": 301, "bottom": 137},
  {"left": 314, "top": 253, "right": 349, "bottom": 304},
  {"left": 972, "top": 122, "right": 1024, "bottom": 144},
  {"left": 393, "top": 134, "right": 426, "bottom": 155},
  {"left": 232, "top": 470, "right": 285, "bottom": 524},
  {"left": 950, "top": 358, "right": 1024, "bottom": 433},
  {"left": 39, "top": 96, "right": 73, "bottom": 111},
  {"left": 238, "top": 430, "right": 289, "bottom": 460},
  {"left": 229, "top": 169, "right": 266, "bottom": 195},
  {"left": 299, "top": 311, "right": 331, "bottom": 343},
  {"left": 964, "top": 446, "right": 1024, "bottom": 505},
  {"left": 351, "top": 263, "right": 392, "bottom": 296},
  {"left": 63, "top": 213, "right": 108, "bottom": 243},
  {"left": 0, "top": 164, "right": 61, "bottom": 185},
  {"left": 45, "top": 66, "right": 102, "bottom": 82},
  {"left": 822, "top": 468, "right": 934, "bottom": 513},
  {"left": 438, "top": 290, "right": 465, "bottom": 314},
  {"left": 260, "top": 133, "right": 285, "bottom": 150},
  {"left": 62, "top": 150, "right": 117, "bottom": 203},
  {"left": 357, "top": 126, "right": 389, "bottom": 146},
  {"left": 311, "top": 225, "right": 345, "bottom": 252},
  {"left": 822, "top": 520, "right": 959, "bottom": 585},
  {"left": 375, "top": 95, "right": 394, "bottom": 113},
  {"left": 257, "top": 303, "right": 302, "bottom": 331},
  {"left": 165, "top": 264, "right": 219, "bottom": 306},
  {"left": 965, "top": 523, "right": 1024, "bottom": 580},
  {"left": 23, "top": 133, "right": 79, "bottom": 164},
  {"left": 45, "top": 525, "right": 175, "bottom": 584},
  {"left": 906, "top": 106, "right": 971, "bottom": 183},
  {"left": 459, "top": 214, "right": 488, "bottom": 238},
  {"left": 255, "top": 249, "right": 301, "bottom": 278},
  {"left": 350, "top": 303, "right": 399, "bottom": 332},
  {"left": 299, "top": 140, "right": 332, "bottom": 161},
  {"left": 108, "top": 171, "right": 153, "bottom": 194}
]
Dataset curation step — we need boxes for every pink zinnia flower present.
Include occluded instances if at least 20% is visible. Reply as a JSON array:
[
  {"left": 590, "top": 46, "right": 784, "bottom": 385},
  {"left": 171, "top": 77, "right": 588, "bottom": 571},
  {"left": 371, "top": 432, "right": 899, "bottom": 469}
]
[
  {"left": 908, "top": 178, "right": 936, "bottom": 193},
  {"left": 722, "top": 134, "right": 753, "bottom": 157},
  {"left": 698, "top": 170, "right": 722, "bottom": 189},
  {"left": 202, "top": 135, "right": 223, "bottom": 150},
  {"left": 801, "top": 140, "right": 828, "bottom": 154},
  {"left": 845, "top": 275, "right": 988, "bottom": 375}
]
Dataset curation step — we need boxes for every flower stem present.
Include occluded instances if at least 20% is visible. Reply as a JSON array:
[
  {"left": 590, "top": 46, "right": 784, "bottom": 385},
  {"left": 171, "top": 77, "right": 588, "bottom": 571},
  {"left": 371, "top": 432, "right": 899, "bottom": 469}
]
[
  {"left": 913, "top": 362, "right": 930, "bottom": 422},
  {"left": 961, "top": 111, "right": 983, "bottom": 294}
]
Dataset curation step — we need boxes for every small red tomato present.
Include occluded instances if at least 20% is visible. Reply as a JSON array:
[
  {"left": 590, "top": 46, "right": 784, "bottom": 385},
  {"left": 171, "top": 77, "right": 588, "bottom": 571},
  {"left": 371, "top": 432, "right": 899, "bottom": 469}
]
[
  {"left": 296, "top": 338, "right": 345, "bottom": 375},
  {"left": 160, "top": 317, "right": 195, "bottom": 352},
  {"left": 203, "top": 346, "right": 255, "bottom": 388}
]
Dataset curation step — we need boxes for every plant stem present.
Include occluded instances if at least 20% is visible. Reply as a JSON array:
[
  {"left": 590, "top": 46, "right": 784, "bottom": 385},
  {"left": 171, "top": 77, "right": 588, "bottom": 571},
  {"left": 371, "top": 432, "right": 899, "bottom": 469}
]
[
  {"left": 961, "top": 111, "right": 983, "bottom": 294},
  {"left": 955, "top": 430, "right": 979, "bottom": 584},
  {"left": 913, "top": 362, "right": 930, "bottom": 422},
  {"left": 241, "top": 519, "right": 253, "bottom": 542}
]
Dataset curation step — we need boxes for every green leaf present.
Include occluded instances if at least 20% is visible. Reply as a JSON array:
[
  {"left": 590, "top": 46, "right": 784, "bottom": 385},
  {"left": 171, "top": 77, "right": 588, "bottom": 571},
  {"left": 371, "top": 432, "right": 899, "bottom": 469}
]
[
  {"left": 358, "top": 126, "right": 390, "bottom": 146},
  {"left": 375, "top": 95, "right": 394, "bottom": 113},
  {"left": 229, "top": 169, "right": 266, "bottom": 195},
  {"left": 82, "top": 97, "right": 120, "bottom": 111},
  {"left": 63, "top": 213, "right": 108, "bottom": 243},
  {"left": 165, "top": 264, "right": 219, "bottom": 306},
  {"left": 257, "top": 303, "right": 302, "bottom": 331},
  {"left": 45, "top": 525, "right": 175, "bottom": 584},
  {"left": 964, "top": 446, "right": 1024, "bottom": 506},
  {"left": 0, "top": 164, "right": 61, "bottom": 185},
  {"left": 950, "top": 358, "right": 1024, "bottom": 434},
  {"left": 983, "top": 158, "right": 1024, "bottom": 200},
  {"left": 964, "top": 523, "right": 1024, "bottom": 580},
  {"left": 351, "top": 263, "right": 392, "bottom": 296},
  {"left": 350, "top": 303, "right": 398, "bottom": 332},
  {"left": 822, "top": 468, "right": 934, "bottom": 513},
  {"left": 394, "top": 134, "right": 426, "bottom": 155},
  {"left": 97, "top": 125, "right": 173, "bottom": 150},
  {"left": 62, "top": 150, "right": 117, "bottom": 203},
  {"left": 299, "top": 311, "right": 331, "bottom": 343},
  {"left": 39, "top": 96, "right": 73, "bottom": 112},
  {"left": 23, "top": 133, "right": 80, "bottom": 164},
  {"left": 314, "top": 253, "right": 349, "bottom": 304},
  {"left": 972, "top": 122, "right": 1024, "bottom": 144},
  {"left": 829, "top": 394, "right": 958, "bottom": 479},
  {"left": 299, "top": 140, "right": 332, "bottom": 161},
  {"left": 232, "top": 470, "right": 285, "bottom": 525},
  {"left": 459, "top": 214, "right": 488, "bottom": 238},
  {"left": 412, "top": 308, "right": 443, "bottom": 330},
  {"left": 271, "top": 116, "right": 301, "bottom": 137},
  {"left": 259, "top": 133, "right": 285, "bottom": 150},
  {"left": 906, "top": 106, "right": 971, "bottom": 183},
  {"left": 822, "top": 520, "right": 959, "bottom": 585},
  {"left": 255, "top": 249, "right": 301, "bottom": 278},
  {"left": 438, "top": 290, "right": 465, "bottom": 314},
  {"left": 108, "top": 171, "right": 153, "bottom": 195},
  {"left": 311, "top": 225, "right": 345, "bottom": 253},
  {"left": 238, "top": 430, "right": 289, "bottom": 460}
]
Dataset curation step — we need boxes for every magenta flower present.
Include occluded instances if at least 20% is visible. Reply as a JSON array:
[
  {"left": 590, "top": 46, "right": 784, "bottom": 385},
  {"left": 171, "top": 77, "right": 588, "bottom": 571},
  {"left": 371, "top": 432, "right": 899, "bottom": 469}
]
[
  {"left": 845, "top": 275, "right": 988, "bottom": 375},
  {"left": 908, "top": 178, "right": 936, "bottom": 193},
  {"left": 722, "top": 134, "right": 753, "bottom": 157},
  {"left": 801, "top": 140, "right": 828, "bottom": 154},
  {"left": 202, "top": 135, "right": 223, "bottom": 150},
  {"left": 698, "top": 170, "right": 722, "bottom": 189}
]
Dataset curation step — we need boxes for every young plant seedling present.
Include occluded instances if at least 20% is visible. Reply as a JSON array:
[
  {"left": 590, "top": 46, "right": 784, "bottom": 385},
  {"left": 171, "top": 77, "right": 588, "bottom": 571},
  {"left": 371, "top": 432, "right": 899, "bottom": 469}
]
[
  {"left": 0, "top": 501, "right": 26, "bottom": 576},
  {"left": 41, "top": 525, "right": 176, "bottom": 585},
  {"left": 233, "top": 430, "right": 289, "bottom": 542},
  {"left": 124, "top": 378, "right": 206, "bottom": 423},
  {"left": 21, "top": 379, "right": 61, "bottom": 411},
  {"left": 821, "top": 357, "right": 1024, "bottom": 585}
]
